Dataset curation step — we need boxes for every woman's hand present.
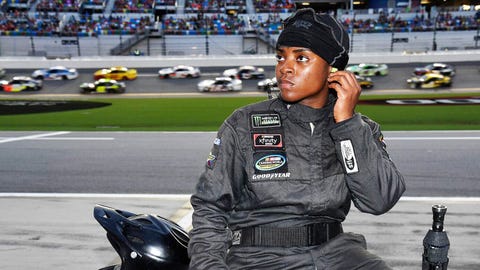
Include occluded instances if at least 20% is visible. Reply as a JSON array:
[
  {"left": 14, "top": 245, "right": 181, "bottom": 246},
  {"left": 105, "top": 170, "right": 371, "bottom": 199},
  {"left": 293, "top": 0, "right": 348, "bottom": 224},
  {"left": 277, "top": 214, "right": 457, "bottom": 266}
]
[{"left": 327, "top": 71, "right": 361, "bottom": 123}]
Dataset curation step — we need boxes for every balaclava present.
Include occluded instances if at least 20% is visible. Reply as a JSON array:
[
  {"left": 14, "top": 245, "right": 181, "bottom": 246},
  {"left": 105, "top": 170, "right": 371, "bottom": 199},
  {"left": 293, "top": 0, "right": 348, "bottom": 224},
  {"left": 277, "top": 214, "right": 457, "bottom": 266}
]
[{"left": 276, "top": 8, "right": 350, "bottom": 70}]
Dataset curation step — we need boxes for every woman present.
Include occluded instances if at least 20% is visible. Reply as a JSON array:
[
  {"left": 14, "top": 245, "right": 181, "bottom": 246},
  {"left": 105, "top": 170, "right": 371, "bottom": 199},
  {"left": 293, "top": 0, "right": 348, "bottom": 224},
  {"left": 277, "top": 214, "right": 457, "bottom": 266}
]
[{"left": 188, "top": 8, "right": 406, "bottom": 270}]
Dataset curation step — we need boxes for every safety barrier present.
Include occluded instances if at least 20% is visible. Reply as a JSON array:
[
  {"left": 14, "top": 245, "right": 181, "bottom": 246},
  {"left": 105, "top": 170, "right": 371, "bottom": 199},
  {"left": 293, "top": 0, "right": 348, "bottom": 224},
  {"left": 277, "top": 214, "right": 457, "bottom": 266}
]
[{"left": 0, "top": 50, "right": 479, "bottom": 69}]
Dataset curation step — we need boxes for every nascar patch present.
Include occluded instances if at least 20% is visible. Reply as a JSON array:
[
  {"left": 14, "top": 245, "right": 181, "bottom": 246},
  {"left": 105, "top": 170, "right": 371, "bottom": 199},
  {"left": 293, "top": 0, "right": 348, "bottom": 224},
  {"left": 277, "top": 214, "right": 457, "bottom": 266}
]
[
  {"left": 253, "top": 151, "right": 288, "bottom": 174},
  {"left": 251, "top": 113, "right": 281, "bottom": 128},
  {"left": 340, "top": 140, "right": 358, "bottom": 174}
]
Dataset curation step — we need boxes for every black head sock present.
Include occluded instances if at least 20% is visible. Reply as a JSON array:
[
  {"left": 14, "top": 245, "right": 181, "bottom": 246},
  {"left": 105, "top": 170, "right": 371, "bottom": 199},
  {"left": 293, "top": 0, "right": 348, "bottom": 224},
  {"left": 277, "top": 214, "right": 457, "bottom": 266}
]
[{"left": 276, "top": 8, "right": 350, "bottom": 70}]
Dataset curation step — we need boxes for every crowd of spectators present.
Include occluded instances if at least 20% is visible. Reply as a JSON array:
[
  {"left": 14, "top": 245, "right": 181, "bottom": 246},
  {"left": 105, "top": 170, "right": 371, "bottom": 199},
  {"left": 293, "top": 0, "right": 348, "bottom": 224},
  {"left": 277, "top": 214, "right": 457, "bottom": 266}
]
[
  {"left": 0, "top": 9, "right": 152, "bottom": 36},
  {"left": 184, "top": 0, "right": 245, "bottom": 14},
  {"left": 162, "top": 13, "right": 246, "bottom": 34},
  {"left": 346, "top": 11, "right": 480, "bottom": 33},
  {"left": 0, "top": 0, "right": 478, "bottom": 36},
  {"left": 253, "top": 0, "right": 294, "bottom": 13},
  {"left": 36, "top": 0, "right": 79, "bottom": 12},
  {"left": 0, "top": 9, "right": 60, "bottom": 35},
  {"left": 113, "top": 0, "right": 154, "bottom": 14},
  {"left": 61, "top": 14, "right": 152, "bottom": 36}
]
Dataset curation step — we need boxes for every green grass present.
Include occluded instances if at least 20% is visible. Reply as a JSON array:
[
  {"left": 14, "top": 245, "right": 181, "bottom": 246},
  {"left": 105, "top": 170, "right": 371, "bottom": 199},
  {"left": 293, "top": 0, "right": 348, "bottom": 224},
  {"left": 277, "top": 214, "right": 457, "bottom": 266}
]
[{"left": 0, "top": 93, "right": 479, "bottom": 131}]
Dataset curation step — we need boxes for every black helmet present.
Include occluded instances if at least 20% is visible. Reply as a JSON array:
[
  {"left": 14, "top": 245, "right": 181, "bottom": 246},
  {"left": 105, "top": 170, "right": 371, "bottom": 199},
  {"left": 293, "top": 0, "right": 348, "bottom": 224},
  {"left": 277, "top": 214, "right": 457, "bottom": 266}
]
[{"left": 94, "top": 204, "right": 190, "bottom": 270}]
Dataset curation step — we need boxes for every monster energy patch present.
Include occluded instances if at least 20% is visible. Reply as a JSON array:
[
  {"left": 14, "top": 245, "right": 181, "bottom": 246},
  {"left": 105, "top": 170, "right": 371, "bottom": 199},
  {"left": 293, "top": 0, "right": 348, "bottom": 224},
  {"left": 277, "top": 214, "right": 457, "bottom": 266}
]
[{"left": 251, "top": 113, "right": 281, "bottom": 128}]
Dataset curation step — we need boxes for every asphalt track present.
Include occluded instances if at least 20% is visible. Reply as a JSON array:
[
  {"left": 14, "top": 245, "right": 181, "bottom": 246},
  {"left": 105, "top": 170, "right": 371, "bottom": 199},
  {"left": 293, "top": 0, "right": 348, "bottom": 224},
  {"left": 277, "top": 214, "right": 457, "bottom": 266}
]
[
  {"left": 0, "top": 62, "right": 479, "bottom": 97},
  {"left": 1, "top": 131, "right": 480, "bottom": 270}
]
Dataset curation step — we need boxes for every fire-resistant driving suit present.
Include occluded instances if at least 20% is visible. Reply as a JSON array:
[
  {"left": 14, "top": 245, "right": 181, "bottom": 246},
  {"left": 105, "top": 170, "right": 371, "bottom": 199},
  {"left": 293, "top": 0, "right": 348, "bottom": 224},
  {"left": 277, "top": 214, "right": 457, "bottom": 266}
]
[{"left": 188, "top": 94, "right": 406, "bottom": 270}]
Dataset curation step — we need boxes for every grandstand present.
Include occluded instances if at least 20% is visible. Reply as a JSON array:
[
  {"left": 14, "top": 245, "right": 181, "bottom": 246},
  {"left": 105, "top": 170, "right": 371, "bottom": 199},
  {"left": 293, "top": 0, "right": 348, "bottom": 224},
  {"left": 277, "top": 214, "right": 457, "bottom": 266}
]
[{"left": 0, "top": 0, "right": 478, "bottom": 57}]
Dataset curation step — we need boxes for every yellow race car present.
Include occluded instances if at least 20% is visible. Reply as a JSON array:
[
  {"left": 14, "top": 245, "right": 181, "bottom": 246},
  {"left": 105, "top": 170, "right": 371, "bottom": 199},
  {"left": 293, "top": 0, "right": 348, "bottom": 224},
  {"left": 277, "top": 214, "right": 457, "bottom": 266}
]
[
  {"left": 407, "top": 73, "right": 452, "bottom": 89},
  {"left": 80, "top": 78, "right": 126, "bottom": 94},
  {"left": 94, "top": 66, "right": 137, "bottom": 81}
]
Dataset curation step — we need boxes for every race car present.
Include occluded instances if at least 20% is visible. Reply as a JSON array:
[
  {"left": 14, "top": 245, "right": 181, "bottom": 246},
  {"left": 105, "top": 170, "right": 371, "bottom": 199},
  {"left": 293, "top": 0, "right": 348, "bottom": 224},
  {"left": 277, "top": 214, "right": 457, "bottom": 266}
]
[
  {"left": 406, "top": 73, "right": 452, "bottom": 89},
  {"left": 158, "top": 65, "right": 201, "bottom": 79},
  {"left": 31, "top": 66, "right": 79, "bottom": 80},
  {"left": 80, "top": 78, "right": 126, "bottom": 94},
  {"left": 94, "top": 66, "right": 137, "bottom": 81},
  {"left": 413, "top": 63, "right": 456, "bottom": 77},
  {"left": 0, "top": 76, "right": 42, "bottom": 92},
  {"left": 257, "top": 75, "right": 372, "bottom": 91},
  {"left": 257, "top": 77, "right": 279, "bottom": 92},
  {"left": 346, "top": 63, "right": 389, "bottom": 76},
  {"left": 223, "top": 65, "right": 265, "bottom": 80},
  {"left": 197, "top": 77, "right": 242, "bottom": 92},
  {"left": 356, "top": 75, "right": 374, "bottom": 89}
]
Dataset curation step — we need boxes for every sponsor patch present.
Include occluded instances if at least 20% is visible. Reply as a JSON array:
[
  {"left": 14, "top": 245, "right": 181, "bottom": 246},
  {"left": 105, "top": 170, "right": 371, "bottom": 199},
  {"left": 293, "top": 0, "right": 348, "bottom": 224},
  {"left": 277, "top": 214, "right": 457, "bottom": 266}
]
[
  {"left": 251, "top": 113, "right": 281, "bottom": 128},
  {"left": 213, "top": 137, "right": 221, "bottom": 145},
  {"left": 253, "top": 134, "right": 283, "bottom": 149},
  {"left": 206, "top": 153, "right": 216, "bottom": 169},
  {"left": 340, "top": 140, "right": 358, "bottom": 174},
  {"left": 253, "top": 152, "right": 288, "bottom": 173},
  {"left": 252, "top": 172, "right": 291, "bottom": 181}
]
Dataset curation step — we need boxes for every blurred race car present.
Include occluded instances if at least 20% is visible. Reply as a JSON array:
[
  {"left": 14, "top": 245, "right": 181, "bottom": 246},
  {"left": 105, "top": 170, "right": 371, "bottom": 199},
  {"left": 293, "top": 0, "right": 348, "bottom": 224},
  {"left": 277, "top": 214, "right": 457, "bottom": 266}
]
[
  {"left": 94, "top": 66, "right": 137, "bottom": 80},
  {"left": 346, "top": 63, "right": 389, "bottom": 76},
  {"left": 223, "top": 65, "right": 265, "bottom": 80},
  {"left": 413, "top": 63, "right": 455, "bottom": 77},
  {"left": 356, "top": 75, "right": 374, "bottom": 89},
  {"left": 257, "top": 75, "right": 372, "bottom": 91},
  {"left": 257, "top": 77, "right": 279, "bottom": 92},
  {"left": 32, "top": 66, "right": 79, "bottom": 80},
  {"left": 406, "top": 73, "right": 452, "bottom": 89},
  {"left": 0, "top": 76, "right": 42, "bottom": 92},
  {"left": 197, "top": 77, "right": 242, "bottom": 92},
  {"left": 158, "top": 65, "right": 201, "bottom": 79},
  {"left": 80, "top": 78, "right": 126, "bottom": 94}
]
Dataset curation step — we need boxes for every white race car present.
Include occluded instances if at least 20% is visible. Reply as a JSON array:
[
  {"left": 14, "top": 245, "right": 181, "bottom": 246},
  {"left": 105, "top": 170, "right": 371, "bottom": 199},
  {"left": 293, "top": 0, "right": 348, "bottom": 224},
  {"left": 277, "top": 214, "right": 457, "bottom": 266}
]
[
  {"left": 257, "top": 77, "right": 279, "bottom": 92},
  {"left": 346, "top": 63, "right": 389, "bottom": 76},
  {"left": 197, "top": 77, "right": 242, "bottom": 92},
  {"left": 32, "top": 66, "right": 79, "bottom": 80},
  {"left": 158, "top": 65, "right": 201, "bottom": 79},
  {"left": 222, "top": 65, "right": 265, "bottom": 80},
  {"left": 413, "top": 63, "right": 455, "bottom": 77}
]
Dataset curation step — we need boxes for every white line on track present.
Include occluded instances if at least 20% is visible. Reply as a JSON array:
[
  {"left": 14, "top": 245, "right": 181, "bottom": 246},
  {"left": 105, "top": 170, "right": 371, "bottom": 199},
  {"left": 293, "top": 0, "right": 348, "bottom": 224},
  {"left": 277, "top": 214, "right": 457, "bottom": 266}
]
[
  {"left": 0, "top": 137, "right": 115, "bottom": 140},
  {"left": 1, "top": 193, "right": 479, "bottom": 202},
  {"left": 0, "top": 131, "right": 71, "bottom": 144},
  {"left": 386, "top": 137, "right": 480, "bottom": 140},
  {"left": 0, "top": 193, "right": 191, "bottom": 199},
  {"left": 0, "top": 132, "right": 115, "bottom": 143}
]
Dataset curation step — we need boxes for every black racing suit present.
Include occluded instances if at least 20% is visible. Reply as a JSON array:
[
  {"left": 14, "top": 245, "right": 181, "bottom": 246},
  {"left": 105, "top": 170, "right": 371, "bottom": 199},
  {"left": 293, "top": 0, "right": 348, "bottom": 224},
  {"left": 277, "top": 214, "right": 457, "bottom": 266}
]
[{"left": 188, "top": 95, "right": 406, "bottom": 270}]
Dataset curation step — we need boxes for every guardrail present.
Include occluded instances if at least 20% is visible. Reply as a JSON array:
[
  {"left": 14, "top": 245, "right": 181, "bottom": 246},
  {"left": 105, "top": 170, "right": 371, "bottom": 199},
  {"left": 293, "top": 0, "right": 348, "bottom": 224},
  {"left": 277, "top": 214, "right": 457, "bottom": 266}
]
[{"left": 0, "top": 50, "right": 479, "bottom": 69}]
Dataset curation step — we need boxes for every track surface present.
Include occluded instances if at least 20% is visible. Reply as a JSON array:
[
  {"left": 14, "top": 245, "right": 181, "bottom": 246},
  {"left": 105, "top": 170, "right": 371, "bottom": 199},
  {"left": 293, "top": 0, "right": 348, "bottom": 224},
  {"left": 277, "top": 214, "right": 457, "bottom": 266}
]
[{"left": 1, "top": 62, "right": 479, "bottom": 96}]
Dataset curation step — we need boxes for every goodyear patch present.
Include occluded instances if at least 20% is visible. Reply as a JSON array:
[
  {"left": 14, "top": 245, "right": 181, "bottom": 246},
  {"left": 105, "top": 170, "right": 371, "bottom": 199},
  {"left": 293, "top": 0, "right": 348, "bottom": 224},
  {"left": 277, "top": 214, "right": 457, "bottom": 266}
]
[
  {"left": 251, "top": 113, "right": 281, "bottom": 128},
  {"left": 253, "top": 151, "right": 288, "bottom": 174},
  {"left": 340, "top": 140, "right": 358, "bottom": 174}
]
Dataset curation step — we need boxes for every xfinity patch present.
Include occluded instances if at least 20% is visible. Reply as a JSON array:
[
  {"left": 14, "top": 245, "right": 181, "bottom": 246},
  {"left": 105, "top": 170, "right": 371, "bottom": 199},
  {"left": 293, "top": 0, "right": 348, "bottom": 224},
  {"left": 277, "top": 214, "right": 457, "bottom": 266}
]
[
  {"left": 340, "top": 140, "right": 358, "bottom": 174},
  {"left": 253, "top": 152, "right": 288, "bottom": 173},
  {"left": 253, "top": 134, "right": 283, "bottom": 149},
  {"left": 251, "top": 113, "right": 281, "bottom": 128}
]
